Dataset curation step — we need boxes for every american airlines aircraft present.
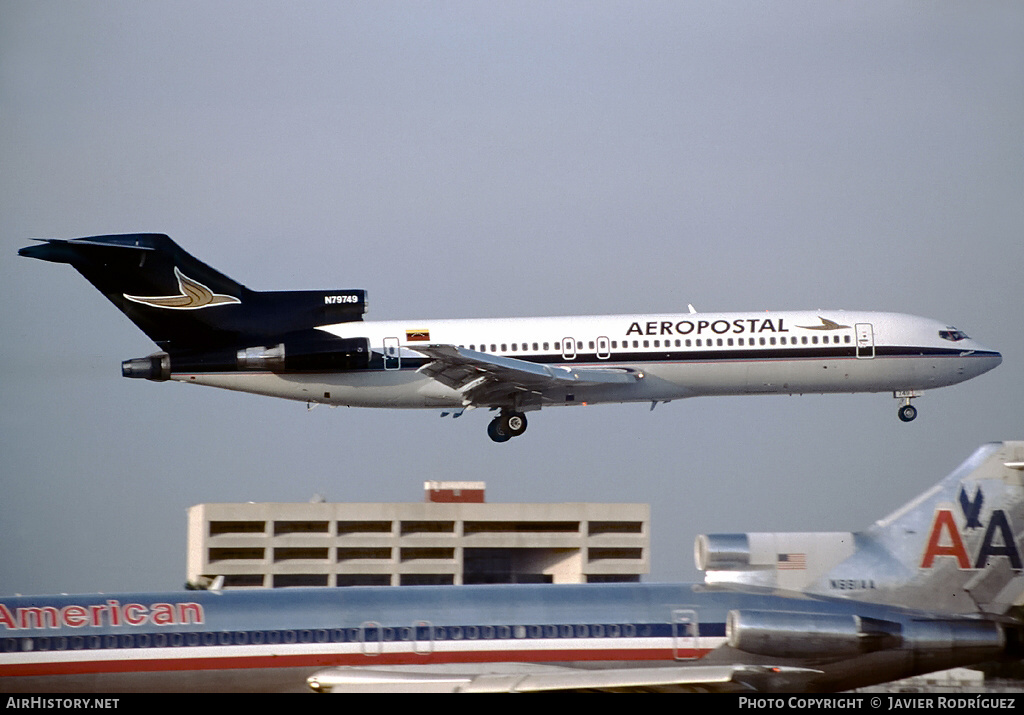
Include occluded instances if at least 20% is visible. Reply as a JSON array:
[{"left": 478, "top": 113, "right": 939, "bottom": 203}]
[
  {"left": 19, "top": 234, "right": 1001, "bottom": 442},
  {"left": 2, "top": 442, "right": 1022, "bottom": 692}
]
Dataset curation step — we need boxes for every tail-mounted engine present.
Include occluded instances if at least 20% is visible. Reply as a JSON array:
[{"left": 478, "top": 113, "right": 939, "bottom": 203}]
[
  {"left": 236, "top": 335, "right": 370, "bottom": 372},
  {"left": 727, "top": 609, "right": 1005, "bottom": 662},
  {"left": 122, "top": 352, "right": 172, "bottom": 381},
  {"left": 695, "top": 532, "right": 856, "bottom": 591},
  {"left": 726, "top": 610, "right": 901, "bottom": 658},
  {"left": 122, "top": 335, "right": 371, "bottom": 380}
]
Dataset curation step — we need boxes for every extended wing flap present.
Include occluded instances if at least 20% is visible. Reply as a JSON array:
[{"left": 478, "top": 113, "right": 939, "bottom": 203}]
[
  {"left": 414, "top": 344, "right": 640, "bottom": 407},
  {"left": 463, "top": 665, "right": 751, "bottom": 692},
  {"left": 465, "top": 664, "right": 823, "bottom": 693},
  {"left": 308, "top": 664, "right": 823, "bottom": 693}
]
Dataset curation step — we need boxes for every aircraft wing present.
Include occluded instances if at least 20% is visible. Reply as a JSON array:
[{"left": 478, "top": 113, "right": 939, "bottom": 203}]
[
  {"left": 413, "top": 344, "right": 641, "bottom": 407},
  {"left": 307, "top": 664, "right": 823, "bottom": 693}
]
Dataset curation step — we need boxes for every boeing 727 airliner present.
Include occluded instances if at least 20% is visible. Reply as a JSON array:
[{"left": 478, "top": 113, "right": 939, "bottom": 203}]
[
  {"left": 19, "top": 234, "right": 1001, "bottom": 441},
  {"left": 2, "top": 442, "right": 1023, "bottom": 692}
]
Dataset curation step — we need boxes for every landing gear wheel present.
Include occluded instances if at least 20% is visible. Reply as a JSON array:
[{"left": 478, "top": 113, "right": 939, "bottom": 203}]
[
  {"left": 504, "top": 412, "right": 528, "bottom": 437},
  {"left": 898, "top": 404, "right": 918, "bottom": 422},
  {"left": 487, "top": 418, "right": 512, "bottom": 443}
]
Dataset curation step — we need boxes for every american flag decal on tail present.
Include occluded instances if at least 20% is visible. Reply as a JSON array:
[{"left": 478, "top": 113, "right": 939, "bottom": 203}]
[{"left": 777, "top": 553, "right": 807, "bottom": 570}]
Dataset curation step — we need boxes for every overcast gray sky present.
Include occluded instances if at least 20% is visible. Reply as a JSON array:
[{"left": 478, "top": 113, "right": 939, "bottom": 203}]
[{"left": 1, "top": 1, "right": 1022, "bottom": 596}]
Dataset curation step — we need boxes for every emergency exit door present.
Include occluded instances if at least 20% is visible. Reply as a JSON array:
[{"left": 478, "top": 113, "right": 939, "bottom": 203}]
[{"left": 855, "top": 323, "right": 875, "bottom": 359}]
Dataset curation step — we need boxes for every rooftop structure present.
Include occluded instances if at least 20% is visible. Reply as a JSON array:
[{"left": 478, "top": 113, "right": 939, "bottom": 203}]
[{"left": 187, "top": 482, "right": 648, "bottom": 588}]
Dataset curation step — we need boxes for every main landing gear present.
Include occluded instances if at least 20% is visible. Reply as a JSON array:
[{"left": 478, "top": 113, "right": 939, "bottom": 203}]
[
  {"left": 487, "top": 411, "right": 528, "bottom": 443},
  {"left": 895, "top": 390, "right": 921, "bottom": 422}
]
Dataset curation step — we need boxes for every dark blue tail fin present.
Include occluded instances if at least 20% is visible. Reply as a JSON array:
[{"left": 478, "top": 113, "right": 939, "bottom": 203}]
[{"left": 20, "top": 234, "right": 366, "bottom": 352}]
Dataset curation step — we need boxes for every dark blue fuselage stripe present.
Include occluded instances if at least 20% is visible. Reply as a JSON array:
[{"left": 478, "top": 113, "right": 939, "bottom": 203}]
[{"left": 1, "top": 621, "right": 727, "bottom": 654}]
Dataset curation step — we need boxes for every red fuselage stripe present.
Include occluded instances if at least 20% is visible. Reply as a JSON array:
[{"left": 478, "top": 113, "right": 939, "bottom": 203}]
[{"left": 2, "top": 647, "right": 713, "bottom": 677}]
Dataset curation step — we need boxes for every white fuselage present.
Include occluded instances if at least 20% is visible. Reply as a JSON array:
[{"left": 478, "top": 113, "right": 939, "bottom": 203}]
[{"left": 170, "top": 310, "right": 1001, "bottom": 411}]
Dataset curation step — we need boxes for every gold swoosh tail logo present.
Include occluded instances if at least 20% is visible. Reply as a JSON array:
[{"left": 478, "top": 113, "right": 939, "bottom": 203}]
[
  {"left": 796, "top": 316, "right": 851, "bottom": 331},
  {"left": 124, "top": 268, "right": 241, "bottom": 310}
]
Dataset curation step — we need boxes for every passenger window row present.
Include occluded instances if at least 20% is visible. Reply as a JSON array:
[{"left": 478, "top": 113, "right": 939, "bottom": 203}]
[
  {"left": 2, "top": 622, "right": 652, "bottom": 653},
  {"left": 462, "top": 334, "right": 852, "bottom": 354}
]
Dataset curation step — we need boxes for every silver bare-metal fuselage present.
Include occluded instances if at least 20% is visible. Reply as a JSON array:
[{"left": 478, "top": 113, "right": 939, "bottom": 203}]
[{"left": 0, "top": 582, "right": 1007, "bottom": 693}]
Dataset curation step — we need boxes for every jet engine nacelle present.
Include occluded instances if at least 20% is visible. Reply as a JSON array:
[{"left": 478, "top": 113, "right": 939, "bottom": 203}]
[
  {"left": 695, "top": 532, "right": 856, "bottom": 592},
  {"left": 727, "top": 610, "right": 1006, "bottom": 661},
  {"left": 902, "top": 618, "right": 1006, "bottom": 660},
  {"left": 121, "top": 352, "right": 171, "bottom": 381},
  {"left": 694, "top": 534, "right": 752, "bottom": 570},
  {"left": 726, "top": 610, "right": 901, "bottom": 658},
  {"left": 123, "top": 337, "right": 371, "bottom": 380},
  {"left": 236, "top": 336, "right": 370, "bottom": 372}
]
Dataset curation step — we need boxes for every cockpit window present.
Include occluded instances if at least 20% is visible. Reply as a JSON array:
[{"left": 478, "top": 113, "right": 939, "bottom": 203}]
[{"left": 939, "top": 328, "right": 969, "bottom": 342}]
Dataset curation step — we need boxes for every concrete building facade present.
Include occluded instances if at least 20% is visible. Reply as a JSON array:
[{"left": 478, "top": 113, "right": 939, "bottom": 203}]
[{"left": 186, "top": 482, "right": 649, "bottom": 588}]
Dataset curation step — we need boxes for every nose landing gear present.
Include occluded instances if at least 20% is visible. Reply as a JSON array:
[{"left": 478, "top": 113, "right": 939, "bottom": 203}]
[
  {"left": 487, "top": 411, "right": 528, "bottom": 443},
  {"left": 895, "top": 390, "right": 922, "bottom": 422}
]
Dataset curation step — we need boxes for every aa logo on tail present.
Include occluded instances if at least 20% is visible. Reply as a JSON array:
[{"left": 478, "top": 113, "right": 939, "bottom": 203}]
[{"left": 920, "top": 486, "right": 1022, "bottom": 570}]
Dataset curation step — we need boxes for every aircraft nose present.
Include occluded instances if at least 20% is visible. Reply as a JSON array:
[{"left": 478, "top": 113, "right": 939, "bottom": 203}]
[{"left": 973, "top": 346, "right": 1002, "bottom": 375}]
